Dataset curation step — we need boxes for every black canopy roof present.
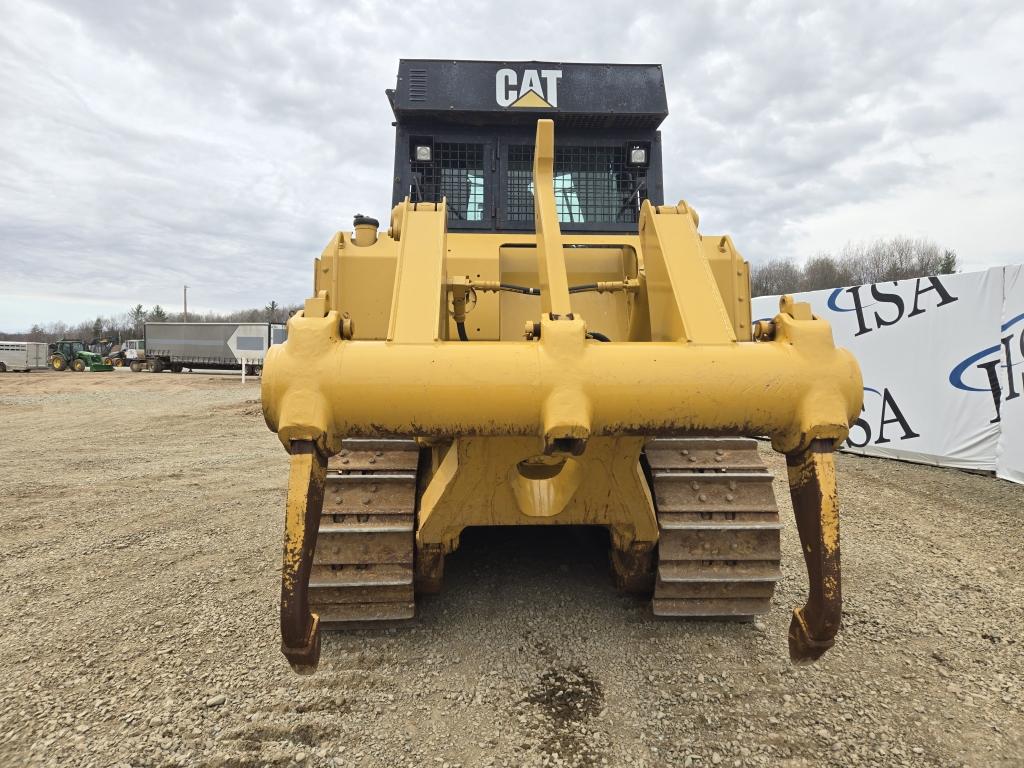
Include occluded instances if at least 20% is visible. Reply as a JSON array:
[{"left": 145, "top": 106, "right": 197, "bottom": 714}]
[{"left": 388, "top": 60, "right": 669, "bottom": 129}]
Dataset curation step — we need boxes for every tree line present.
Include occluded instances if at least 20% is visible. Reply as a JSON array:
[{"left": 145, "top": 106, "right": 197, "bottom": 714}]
[
  {"left": 1, "top": 301, "right": 300, "bottom": 343},
  {"left": 750, "top": 236, "right": 958, "bottom": 297}
]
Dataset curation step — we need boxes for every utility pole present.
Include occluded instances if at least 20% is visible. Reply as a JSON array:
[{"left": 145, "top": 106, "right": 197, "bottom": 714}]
[{"left": 183, "top": 285, "right": 188, "bottom": 323}]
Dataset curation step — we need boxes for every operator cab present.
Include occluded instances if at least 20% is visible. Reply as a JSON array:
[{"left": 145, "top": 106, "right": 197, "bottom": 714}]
[{"left": 387, "top": 60, "right": 668, "bottom": 234}]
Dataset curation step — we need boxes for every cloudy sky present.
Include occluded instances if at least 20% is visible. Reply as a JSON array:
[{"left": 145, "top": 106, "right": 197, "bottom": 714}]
[{"left": 1, "top": 0, "right": 1022, "bottom": 331}]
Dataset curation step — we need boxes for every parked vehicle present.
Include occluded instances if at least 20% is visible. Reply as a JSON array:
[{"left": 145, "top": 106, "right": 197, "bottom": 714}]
[
  {"left": 47, "top": 339, "right": 114, "bottom": 372},
  {"left": 0, "top": 341, "right": 49, "bottom": 372},
  {"left": 105, "top": 339, "right": 146, "bottom": 368},
  {"left": 134, "top": 323, "right": 286, "bottom": 374},
  {"left": 88, "top": 337, "right": 117, "bottom": 363}
]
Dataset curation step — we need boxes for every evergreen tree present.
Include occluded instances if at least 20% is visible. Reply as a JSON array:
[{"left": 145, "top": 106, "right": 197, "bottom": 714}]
[{"left": 129, "top": 304, "right": 147, "bottom": 336}]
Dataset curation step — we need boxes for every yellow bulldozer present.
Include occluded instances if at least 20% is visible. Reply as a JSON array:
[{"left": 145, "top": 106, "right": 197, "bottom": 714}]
[{"left": 261, "top": 60, "right": 862, "bottom": 673}]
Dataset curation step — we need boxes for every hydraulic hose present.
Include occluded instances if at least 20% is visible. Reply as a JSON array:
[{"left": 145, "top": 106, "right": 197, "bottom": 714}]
[
  {"left": 482, "top": 283, "right": 625, "bottom": 296},
  {"left": 459, "top": 320, "right": 606, "bottom": 342},
  {"left": 499, "top": 283, "right": 541, "bottom": 296}
]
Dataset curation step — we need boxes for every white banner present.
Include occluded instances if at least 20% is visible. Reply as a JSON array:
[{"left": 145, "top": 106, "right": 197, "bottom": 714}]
[
  {"left": 995, "top": 265, "right": 1024, "bottom": 483},
  {"left": 752, "top": 267, "right": 1023, "bottom": 483}
]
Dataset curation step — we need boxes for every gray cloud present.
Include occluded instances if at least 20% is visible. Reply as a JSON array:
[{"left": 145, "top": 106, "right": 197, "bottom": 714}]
[{"left": 1, "top": 0, "right": 1021, "bottom": 329}]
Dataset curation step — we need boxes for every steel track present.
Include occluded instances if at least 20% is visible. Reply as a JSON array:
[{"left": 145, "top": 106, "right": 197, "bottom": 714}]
[{"left": 647, "top": 438, "right": 782, "bottom": 618}]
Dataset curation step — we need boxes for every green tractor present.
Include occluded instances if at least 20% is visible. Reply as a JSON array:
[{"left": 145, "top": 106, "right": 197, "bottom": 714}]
[{"left": 48, "top": 339, "right": 115, "bottom": 372}]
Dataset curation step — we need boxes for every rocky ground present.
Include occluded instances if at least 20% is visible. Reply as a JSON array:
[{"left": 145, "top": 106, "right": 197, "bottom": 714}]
[{"left": 0, "top": 371, "right": 1021, "bottom": 768}]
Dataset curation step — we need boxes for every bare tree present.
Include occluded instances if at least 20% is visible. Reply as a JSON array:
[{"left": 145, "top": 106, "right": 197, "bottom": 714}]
[
  {"left": 751, "top": 236, "right": 958, "bottom": 296},
  {"left": 801, "top": 254, "right": 855, "bottom": 292},
  {"left": 750, "top": 257, "right": 803, "bottom": 297}
]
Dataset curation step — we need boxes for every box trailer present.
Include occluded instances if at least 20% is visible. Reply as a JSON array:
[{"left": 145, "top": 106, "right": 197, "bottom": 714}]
[
  {"left": 0, "top": 341, "right": 49, "bottom": 372},
  {"left": 139, "top": 322, "right": 286, "bottom": 374}
]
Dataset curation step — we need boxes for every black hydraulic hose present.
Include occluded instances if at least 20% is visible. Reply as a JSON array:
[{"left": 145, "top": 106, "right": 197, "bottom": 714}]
[
  {"left": 500, "top": 283, "right": 541, "bottom": 296},
  {"left": 459, "top": 317, "right": 607, "bottom": 343},
  {"left": 495, "top": 284, "right": 615, "bottom": 295}
]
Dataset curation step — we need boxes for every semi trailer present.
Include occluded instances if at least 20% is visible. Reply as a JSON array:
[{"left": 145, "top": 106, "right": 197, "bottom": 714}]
[{"left": 134, "top": 322, "right": 286, "bottom": 374}]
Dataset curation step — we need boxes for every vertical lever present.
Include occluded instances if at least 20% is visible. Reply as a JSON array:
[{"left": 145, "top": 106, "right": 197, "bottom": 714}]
[
  {"left": 786, "top": 439, "right": 843, "bottom": 662},
  {"left": 532, "top": 119, "right": 572, "bottom": 318},
  {"left": 280, "top": 440, "right": 327, "bottom": 674}
]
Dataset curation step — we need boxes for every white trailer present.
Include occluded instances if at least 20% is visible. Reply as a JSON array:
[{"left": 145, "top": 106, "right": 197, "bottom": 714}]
[{"left": 0, "top": 341, "right": 49, "bottom": 372}]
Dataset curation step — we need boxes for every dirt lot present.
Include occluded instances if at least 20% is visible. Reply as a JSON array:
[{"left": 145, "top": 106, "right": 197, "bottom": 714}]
[{"left": 0, "top": 371, "right": 1021, "bottom": 768}]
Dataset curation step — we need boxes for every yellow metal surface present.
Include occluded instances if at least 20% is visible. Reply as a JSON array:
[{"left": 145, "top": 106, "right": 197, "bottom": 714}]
[
  {"left": 497, "top": 245, "right": 637, "bottom": 340},
  {"left": 305, "top": 222, "right": 765, "bottom": 345},
  {"left": 703, "top": 235, "right": 752, "bottom": 341},
  {"left": 310, "top": 229, "right": 682, "bottom": 343},
  {"left": 387, "top": 201, "right": 448, "bottom": 343},
  {"left": 315, "top": 232, "right": 398, "bottom": 339},
  {"left": 448, "top": 255, "right": 501, "bottom": 341},
  {"left": 263, "top": 311, "right": 860, "bottom": 455},
  {"left": 639, "top": 201, "right": 736, "bottom": 343},
  {"left": 416, "top": 436, "right": 657, "bottom": 552},
  {"left": 531, "top": 119, "right": 572, "bottom": 318}
]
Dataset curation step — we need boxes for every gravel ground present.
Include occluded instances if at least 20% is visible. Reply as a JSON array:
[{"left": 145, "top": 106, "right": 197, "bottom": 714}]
[{"left": 0, "top": 371, "right": 1021, "bottom": 768}]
